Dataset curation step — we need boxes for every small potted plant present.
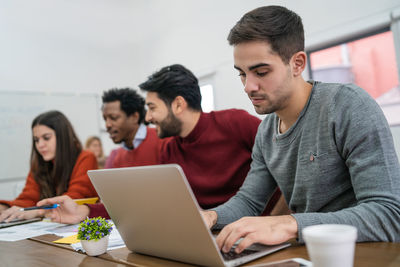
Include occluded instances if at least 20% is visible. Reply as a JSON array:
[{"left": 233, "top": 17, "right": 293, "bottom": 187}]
[{"left": 77, "top": 217, "right": 113, "bottom": 256}]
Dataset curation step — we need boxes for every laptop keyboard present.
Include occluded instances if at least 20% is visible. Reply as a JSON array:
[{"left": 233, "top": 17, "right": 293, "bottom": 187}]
[{"left": 221, "top": 248, "right": 259, "bottom": 261}]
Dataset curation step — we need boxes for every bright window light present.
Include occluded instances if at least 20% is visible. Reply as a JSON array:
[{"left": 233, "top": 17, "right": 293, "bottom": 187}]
[
  {"left": 200, "top": 84, "right": 214, "bottom": 112},
  {"left": 309, "top": 31, "right": 400, "bottom": 126}
]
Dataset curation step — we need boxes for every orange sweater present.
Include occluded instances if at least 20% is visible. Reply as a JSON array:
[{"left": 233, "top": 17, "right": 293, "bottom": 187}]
[{"left": 0, "top": 150, "right": 99, "bottom": 208}]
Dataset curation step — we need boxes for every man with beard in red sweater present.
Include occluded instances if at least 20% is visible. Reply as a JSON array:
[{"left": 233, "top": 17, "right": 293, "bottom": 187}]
[
  {"left": 141, "top": 64, "right": 274, "bottom": 210},
  {"left": 38, "top": 64, "right": 286, "bottom": 222}
]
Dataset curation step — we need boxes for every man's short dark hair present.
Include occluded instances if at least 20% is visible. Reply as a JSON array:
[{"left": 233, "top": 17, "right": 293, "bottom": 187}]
[
  {"left": 139, "top": 64, "right": 202, "bottom": 111},
  {"left": 102, "top": 88, "right": 146, "bottom": 124},
  {"left": 227, "top": 5, "right": 304, "bottom": 64}
]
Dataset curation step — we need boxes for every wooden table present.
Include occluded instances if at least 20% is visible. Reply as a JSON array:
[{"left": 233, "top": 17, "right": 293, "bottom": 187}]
[{"left": 1, "top": 234, "right": 399, "bottom": 267}]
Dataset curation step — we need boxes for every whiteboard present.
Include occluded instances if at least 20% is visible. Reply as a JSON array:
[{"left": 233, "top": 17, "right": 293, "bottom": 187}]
[{"left": 0, "top": 91, "right": 102, "bottom": 181}]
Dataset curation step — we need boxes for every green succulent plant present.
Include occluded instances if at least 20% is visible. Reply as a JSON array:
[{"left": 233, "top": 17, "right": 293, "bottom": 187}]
[{"left": 77, "top": 217, "right": 113, "bottom": 241}]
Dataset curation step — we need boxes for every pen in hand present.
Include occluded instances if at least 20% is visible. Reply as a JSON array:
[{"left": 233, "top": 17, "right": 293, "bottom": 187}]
[{"left": 19, "top": 204, "right": 60, "bottom": 211}]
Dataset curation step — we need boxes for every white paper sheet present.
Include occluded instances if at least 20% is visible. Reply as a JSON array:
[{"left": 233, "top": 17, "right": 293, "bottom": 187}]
[{"left": 0, "top": 221, "right": 64, "bottom": 241}]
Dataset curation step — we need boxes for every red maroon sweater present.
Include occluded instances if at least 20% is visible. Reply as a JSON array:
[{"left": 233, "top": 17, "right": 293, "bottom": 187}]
[
  {"left": 110, "top": 127, "right": 168, "bottom": 168},
  {"left": 160, "top": 109, "right": 260, "bottom": 209},
  {"left": 88, "top": 127, "right": 169, "bottom": 218},
  {"left": 88, "top": 110, "right": 280, "bottom": 218}
]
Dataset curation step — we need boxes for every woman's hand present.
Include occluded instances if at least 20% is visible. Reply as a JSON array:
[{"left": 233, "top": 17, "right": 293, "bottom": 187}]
[
  {"left": 0, "top": 205, "right": 44, "bottom": 222},
  {"left": 0, "top": 204, "right": 9, "bottom": 213}
]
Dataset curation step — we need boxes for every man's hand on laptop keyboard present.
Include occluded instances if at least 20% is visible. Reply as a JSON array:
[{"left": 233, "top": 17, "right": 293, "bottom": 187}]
[{"left": 215, "top": 215, "right": 298, "bottom": 254}]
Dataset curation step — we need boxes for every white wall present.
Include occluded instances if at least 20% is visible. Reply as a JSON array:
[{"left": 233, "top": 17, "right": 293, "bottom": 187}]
[
  {"left": 1, "top": 0, "right": 399, "bottom": 109},
  {"left": 1, "top": 0, "right": 400, "bottom": 198}
]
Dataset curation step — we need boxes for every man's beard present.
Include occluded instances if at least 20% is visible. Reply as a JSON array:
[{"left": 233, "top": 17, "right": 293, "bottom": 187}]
[{"left": 158, "top": 110, "right": 182, "bottom": 138}]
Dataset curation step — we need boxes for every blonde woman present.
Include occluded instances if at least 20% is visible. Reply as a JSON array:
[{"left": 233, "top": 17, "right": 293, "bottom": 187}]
[{"left": 85, "top": 136, "right": 106, "bottom": 169}]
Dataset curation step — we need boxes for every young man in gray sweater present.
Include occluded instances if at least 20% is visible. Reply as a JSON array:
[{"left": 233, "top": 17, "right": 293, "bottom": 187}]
[{"left": 202, "top": 5, "right": 400, "bottom": 253}]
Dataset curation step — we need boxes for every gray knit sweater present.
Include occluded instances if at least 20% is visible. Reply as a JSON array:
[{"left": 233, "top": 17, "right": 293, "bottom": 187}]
[{"left": 213, "top": 81, "right": 400, "bottom": 242}]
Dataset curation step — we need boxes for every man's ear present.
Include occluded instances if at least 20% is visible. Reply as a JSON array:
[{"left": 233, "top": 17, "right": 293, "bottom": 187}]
[
  {"left": 291, "top": 51, "right": 307, "bottom": 77},
  {"left": 171, "top": 96, "right": 187, "bottom": 115}
]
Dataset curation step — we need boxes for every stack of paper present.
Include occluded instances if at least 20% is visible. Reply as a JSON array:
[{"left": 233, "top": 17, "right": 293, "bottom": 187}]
[
  {"left": 0, "top": 219, "right": 126, "bottom": 253},
  {"left": 0, "top": 221, "right": 64, "bottom": 242},
  {"left": 49, "top": 220, "right": 126, "bottom": 252},
  {"left": 70, "top": 228, "right": 126, "bottom": 252}
]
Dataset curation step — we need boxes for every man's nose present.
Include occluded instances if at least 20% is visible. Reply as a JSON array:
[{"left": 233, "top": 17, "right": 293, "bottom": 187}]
[
  {"left": 145, "top": 110, "right": 152, "bottom": 123},
  {"left": 244, "top": 76, "right": 259, "bottom": 94},
  {"left": 104, "top": 118, "right": 112, "bottom": 129}
]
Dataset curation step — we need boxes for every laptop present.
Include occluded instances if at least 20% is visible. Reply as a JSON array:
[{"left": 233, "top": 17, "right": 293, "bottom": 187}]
[{"left": 87, "top": 164, "right": 290, "bottom": 267}]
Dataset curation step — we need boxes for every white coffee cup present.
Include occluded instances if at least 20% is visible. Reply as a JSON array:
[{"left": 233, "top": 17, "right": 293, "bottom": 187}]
[{"left": 302, "top": 224, "right": 357, "bottom": 267}]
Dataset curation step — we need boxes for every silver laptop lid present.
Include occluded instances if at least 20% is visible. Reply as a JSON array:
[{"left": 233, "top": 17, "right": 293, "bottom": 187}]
[{"left": 88, "top": 164, "right": 226, "bottom": 266}]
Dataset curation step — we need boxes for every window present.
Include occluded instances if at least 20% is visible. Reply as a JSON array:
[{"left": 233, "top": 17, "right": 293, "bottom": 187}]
[
  {"left": 200, "top": 84, "right": 214, "bottom": 112},
  {"left": 308, "top": 30, "right": 400, "bottom": 125}
]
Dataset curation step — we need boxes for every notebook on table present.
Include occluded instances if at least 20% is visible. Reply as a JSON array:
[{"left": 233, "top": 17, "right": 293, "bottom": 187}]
[{"left": 87, "top": 164, "right": 290, "bottom": 267}]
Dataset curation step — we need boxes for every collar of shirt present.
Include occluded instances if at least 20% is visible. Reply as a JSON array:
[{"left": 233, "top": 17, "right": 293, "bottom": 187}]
[{"left": 122, "top": 123, "right": 147, "bottom": 150}]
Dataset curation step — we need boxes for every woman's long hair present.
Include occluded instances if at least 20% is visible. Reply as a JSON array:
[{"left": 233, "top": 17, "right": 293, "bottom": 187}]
[{"left": 30, "top": 110, "right": 82, "bottom": 199}]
